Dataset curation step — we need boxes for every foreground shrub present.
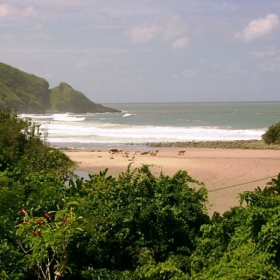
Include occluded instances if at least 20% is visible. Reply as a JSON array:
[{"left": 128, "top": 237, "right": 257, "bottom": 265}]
[
  {"left": 16, "top": 203, "right": 84, "bottom": 280},
  {"left": 78, "top": 165, "right": 210, "bottom": 277},
  {"left": 191, "top": 174, "right": 280, "bottom": 280}
]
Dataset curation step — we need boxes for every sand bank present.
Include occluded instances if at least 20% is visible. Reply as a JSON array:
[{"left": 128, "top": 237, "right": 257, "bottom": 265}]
[{"left": 64, "top": 147, "right": 280, "bottom": 215}]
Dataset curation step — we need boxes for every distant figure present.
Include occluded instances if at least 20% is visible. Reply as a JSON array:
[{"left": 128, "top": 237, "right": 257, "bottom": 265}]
[
  {"left": 109, "top": 149, "right": 122, "bottom": 154},
  {"left": 128, "top": 156, "right": 135, "bottom": 161}
]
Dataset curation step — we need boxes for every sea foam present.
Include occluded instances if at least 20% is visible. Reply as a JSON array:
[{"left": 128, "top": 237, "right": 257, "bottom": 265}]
[
  {"left": 19, "top": 101, "right": 278, "bottom": 148},
  {"left": 52, "top": 114, "right": 85, "bottom": 122},
  {"left": 46, "top": 123, "right": 265, "bottom": 144}
]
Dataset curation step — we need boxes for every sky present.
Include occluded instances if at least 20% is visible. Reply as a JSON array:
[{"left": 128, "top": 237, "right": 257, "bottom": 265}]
[{"left": 0, "top": 0, "right": 280, "bottom": 103}]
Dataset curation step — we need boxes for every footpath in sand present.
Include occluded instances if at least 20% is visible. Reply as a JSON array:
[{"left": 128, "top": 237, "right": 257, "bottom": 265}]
[{"left": 64, "top": 147, "right": 280, "bottom": 215}]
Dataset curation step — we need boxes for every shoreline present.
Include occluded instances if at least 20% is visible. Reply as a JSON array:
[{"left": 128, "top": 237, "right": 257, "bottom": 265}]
[
  {"left": 63, "top": 144, "right": 280, "bottom": 215},
  {"left": 57, "top": 140, "right": 280, "bottom": 152},
  {"left": 149, "top": 140, "right": 280, "bottom": 150}
]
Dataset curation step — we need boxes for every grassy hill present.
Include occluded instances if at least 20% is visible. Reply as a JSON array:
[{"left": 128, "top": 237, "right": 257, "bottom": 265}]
[
  {"left": 49, "top": 82, "right": 119, "bottom": 113},
  {"left": 0, "top": 62, "right": 120, "bottom": 113},
  {"left": 0, "top": 62, "right": 50, "bottom": 113}
]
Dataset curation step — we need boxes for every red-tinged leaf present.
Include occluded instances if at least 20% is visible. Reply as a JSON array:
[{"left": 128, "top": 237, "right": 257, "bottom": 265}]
[
  {"left": 33, "top": 232, "right": 38, "bottom": 237},
  {"left": 37, "top": 219, "right": 43, "bottom": 226},
  {"left": 22, "top": 221, "right": 27, "bottom": 225},
  {"left": 44, "top": 213, "right": 51, "bottom": 220}
]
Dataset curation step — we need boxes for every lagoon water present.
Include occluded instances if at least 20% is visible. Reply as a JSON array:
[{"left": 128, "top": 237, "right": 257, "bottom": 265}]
[{"left": 20, "top": 102, "right": 280, "bottom": 149}]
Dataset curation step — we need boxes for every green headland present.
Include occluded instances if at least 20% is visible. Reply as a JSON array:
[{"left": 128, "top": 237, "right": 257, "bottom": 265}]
[{"left": 0, "top": 61, "right": 120, "bottom": 114}]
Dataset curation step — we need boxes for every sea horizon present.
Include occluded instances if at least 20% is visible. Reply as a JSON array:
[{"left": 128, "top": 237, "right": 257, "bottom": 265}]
[
  {"left": 20, "top": 102, "right": 280, "bottom": 149},
  {"left": 102, "top": 100, "right": 280, "bottom": 105}
]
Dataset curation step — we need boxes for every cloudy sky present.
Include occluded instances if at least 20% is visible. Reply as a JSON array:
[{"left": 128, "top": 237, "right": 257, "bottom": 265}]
[{"left": 0, "top": 0, "right": 280, "bottom": 103}]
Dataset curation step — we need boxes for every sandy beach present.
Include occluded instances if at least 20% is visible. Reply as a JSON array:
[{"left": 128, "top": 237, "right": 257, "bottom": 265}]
[{"left": 64, "top": 147, "right": 280, "bottom": 215}]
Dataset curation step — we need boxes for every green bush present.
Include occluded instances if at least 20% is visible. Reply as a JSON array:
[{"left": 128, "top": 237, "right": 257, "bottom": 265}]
[
  {"left": 190, "top": 175, "right": 280, "bottom": 280},
  {"left": 262, "top": 122, "right": 280, "bottom": 144},
  {"left": 78, "top": 166, "right": 210, "bottom": 276}
]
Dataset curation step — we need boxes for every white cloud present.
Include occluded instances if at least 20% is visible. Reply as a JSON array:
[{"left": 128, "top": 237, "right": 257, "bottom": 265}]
[
  {"left": 261, "top": 57, "right": 280, "bottom": 72},
  {"left": 250, "top": 46, "right": 280, "bottom": 58},
  {"left": 160, "top": 16, "right": 188, "bottom": 40},
  {"left": 131, "top": 16, "right": 188, "bottom": 42},
  {"left": 250, "top": 46, "right": 280, "bottom": 73},
  {"left": 0, "top": 4, "right": 11, "bottom": 17},
  {"left": 0, "top": 4, "right": 36, "bottom": 18},
  {"left": 130, "top": 16, "right": 189, "bottom": 51},
  {"left": 21, "top": 6, "right": 35, "bottom": 16},
  {"left": 235, "top": 14, "right": 279, "bottom": 42},
  {"left": 131, "top": 25, "right": 159, "bottom": 43},
  {"left": 172, "top": 37, "right": 189, "bottom": 51},
  {"left": 182, "top": 68, "right": 201, "bottom": 79}
]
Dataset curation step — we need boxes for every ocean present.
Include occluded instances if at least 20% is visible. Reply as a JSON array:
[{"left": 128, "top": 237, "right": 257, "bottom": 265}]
[{"left": 20, "top": 102, "right": 280, "bottom": 149}]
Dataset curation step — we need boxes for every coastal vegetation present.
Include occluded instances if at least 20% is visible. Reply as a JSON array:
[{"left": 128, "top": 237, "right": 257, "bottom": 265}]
[
  {"left": 150, "top": 139, "right": 280, "bottom": 150},
  {"left": 262, "top": 122, "right": 280, "bottom": 145},
  {"left": 0, "top": 61, "right": 120, "bottom": 114},
  {"left": 1, "top": 108, "right": 280, "bottom": 279}
]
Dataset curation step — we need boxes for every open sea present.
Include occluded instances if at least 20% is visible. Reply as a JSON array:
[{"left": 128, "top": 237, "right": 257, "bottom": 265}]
[{"left": 20, "top": 102, "right": 280, "bottom": 149}]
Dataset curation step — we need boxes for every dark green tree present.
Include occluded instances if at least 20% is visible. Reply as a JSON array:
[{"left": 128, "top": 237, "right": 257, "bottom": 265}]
[{"left": 262, "top": 122, "right": 280, "bottom": 144}]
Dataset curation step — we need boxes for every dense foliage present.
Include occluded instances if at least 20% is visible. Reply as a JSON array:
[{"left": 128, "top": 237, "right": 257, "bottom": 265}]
[
  {"left": 262, "top": 122, "right": 280, "bottom": 144},
  {"left": 1, "top": 108, "right": 280, "bottom": 279}
]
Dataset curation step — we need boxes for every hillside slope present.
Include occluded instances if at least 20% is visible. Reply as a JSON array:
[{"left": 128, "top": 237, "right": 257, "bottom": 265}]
[
  {"left": 49, "top": 82, "right": 119, "bottom": 113},
  {"left": 0, "top": 62, "right": 120, "bottom": 113},
  {"left": 0, "top": 62, "right": 50, "bottom": 113}
]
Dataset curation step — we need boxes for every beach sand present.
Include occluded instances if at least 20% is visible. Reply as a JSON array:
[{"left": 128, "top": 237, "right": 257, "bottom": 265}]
[{"left": 64, "top": 147, "right": 280, "bottom": 215}]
